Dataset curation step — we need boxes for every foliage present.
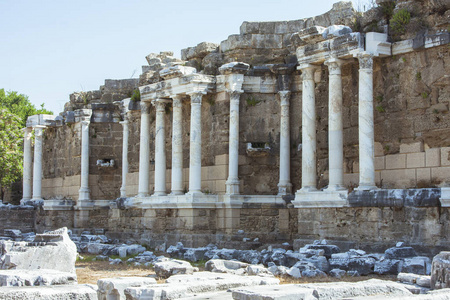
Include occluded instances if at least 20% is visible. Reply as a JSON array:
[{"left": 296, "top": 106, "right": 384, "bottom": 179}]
[
  {"left": 246, "top": 97, "right": 261, "bottom": 106},
  {"left": 131, "top": 89, "right": 141, "bottom": 102},
  {"left": 0, "top": 89, "right": 52, "bottom": 128},
  {"left": 390, "top": 9, "right": 411, "bottom": 36},
  {"left": 375, "top": 105, "right": 385, "bottom": 113},
  {"left": 379, "top": 1, "right": 395, "bottom": 20},
  {"left": 0, "top": 109, "right": 23, "bottom": 200}
]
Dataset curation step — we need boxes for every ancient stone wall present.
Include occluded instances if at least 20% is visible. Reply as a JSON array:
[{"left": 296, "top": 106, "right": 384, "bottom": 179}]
[{"left": 0, "top": 206, "right": 35, "bottom": 234}]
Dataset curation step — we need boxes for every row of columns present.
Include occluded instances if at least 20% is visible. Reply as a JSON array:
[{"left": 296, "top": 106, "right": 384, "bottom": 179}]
[
  {"left": 137, "top": 92, "right": 206, "bottom": 198},
  {"left": 297, "top": 52, "right": 376, "bottom": 193}
]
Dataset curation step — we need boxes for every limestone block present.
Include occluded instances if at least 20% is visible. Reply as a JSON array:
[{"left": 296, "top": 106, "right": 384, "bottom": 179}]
[
  {"left": 431, "top": 251, "right": 450, "bottom": 289},
  {"left": 441, "top": 147, "right": 450, "bottom": 166},
  {"left": 215, "top": 180, "right": 227, "bottom": 193},
  {"left": 0, "top": 227, "right": 77, "bottom": 274},
  {"left": 207, "top": 165, "right": 228, "bottom": 180},
  {"left": 374, "top": 259, "right": 402, "bottom": 275},
  {"left": 214, "top": 154, "right": 229, "bottom": 166},
  {"left": 431, "top": 167, "right": 450, "bottom": 184},
  {"left": 380, "top": 169, "right": 416, "bottom": 188},
  {"left": 205, "top": 259, "right": 248, "bottom": 275},
  {"left": 0, "top": 269, "right": 77, "bottom": 287},
  {"left": 374, "top": 142, "right": 384, "bottom": 157},
  {"left": 375, "top": 156, "right": 385, "bottom": 170},
  {"left": 153, "top": 259, "right": 198, "bottom": 279},
  {"left": 416, "top": 168, "right": 431, "bottom": 184},
  {"left": 385, "top": 154, "right": 407, "bottom": 170},
  {"left": 407, "top": 153, "right": 425, "bottom": 169},
  {"left": 385, "top": 246, "right": 416, "bottom": 259},
  {"left": 400, "top": 142, "right": 424, "bottom": 154},
  {"left": 97, "top": 277, "right": 156, "bottom": 300},
  {"left": 398, "top": 272, "right": 421, "bottom": 284},
  {"left": 401, "top": 256, "right": 431, "bottom": 275},
  {"left": 0, "top": 284, "right": 97, "bottom": 299}
]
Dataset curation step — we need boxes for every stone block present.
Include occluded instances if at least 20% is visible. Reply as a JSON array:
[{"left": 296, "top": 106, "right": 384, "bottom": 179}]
[
  {"left": 441, "top": 147, "right": 450, "bottom": 166},
  {"left": 215, "top": 180, "right": 227, "bottom": 193},
  {"left": 431, "top": 251, "right": 450, "bottom": 289},
  {"left": 375, "top": 156, "right": 385, "bottom": 170},
  {"left": 431, "top": 167, "right": 450, "bottom": 184},
  {"left": 343, "top": 173, "right": 359, "bottom": 188},
  {"left": 400, "top": 142, "right": 423, "bottom": 154},
  {"left": 153, "top": 259, "right": 198, "bottom": 279},
  {"left": 416, "top": 168, "right": 431, "bottom": 184},
  {"left": 352, "top": 161, "right": 359, "bottom": 173},
  {"left": 374, "top": 142, "right": 384, "bottom": 157},
  {"left": 207, "top": 165, "right": 228, "bottom": 180},
  {"left": 0, "top": 285, "right": 97, "bottom": 299},
  {"left": 239, "top": 155, "right": 247, "bottom": 165},
  {"left": 426, "top": 148, "right": 440, "bottom": 167},
  {"left": 380, "top": 169, "right": 416, "bottom": 188},
  {"left": 407, "top": 152, "right": 425, "bottom": 169},
  {"left": 97, "top": 277, "right": 157, "bottom": 300},
  {"left": 214, "top": 154, "right": 229, "bottom": 166},
  {"left": 385, "top": 154, "right": 406, "bottom": 169}
]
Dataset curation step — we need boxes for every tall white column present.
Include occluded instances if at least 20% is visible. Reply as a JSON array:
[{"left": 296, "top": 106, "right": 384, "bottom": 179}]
[
  {"left": 299, "top": 64, "right": 318, "bottom": 192},
  {"left": 31, "top": 125, "right": 45, "bottom": 202},
  {"left": 325, "top": 58, "right": 345, "bottom": 191},
  {"left": 357, "top": 53, "right": 377, "bottom": 190},
  {"left": 138, "top": 101, "right": 151, "bottom": 197},
  {"left": 171, "top": 95, "right": 184, "bottom": 195},
  {"left": 188, "top": 92, "right": 203, "bottom": 194},
  {"left": 153, "top": 99, "right": 167, "bottom": 196},
  {"left": 278, "top": 91, "right": 292, "bottom": 195},
  {"left": 119, "top": 119, "right": 129, "bottom": 198},
  {"left": 78, "top": 120, "right": 90, "bottom": 202},
  {"left": 226, "top": 91, "right": 242, "bottom": 195},
  {"left": 21, "top": 127, "right": 33, "bottom": 202}
]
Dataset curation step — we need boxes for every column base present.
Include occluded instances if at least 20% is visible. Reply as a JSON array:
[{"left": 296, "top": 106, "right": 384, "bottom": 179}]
[
  {"left": 226, "top": 179, "right": 240, "bottom": 195},
  {"left": 440, "top": 187, "right": 450, "bottom": 207},
  {"left": 356, "top": 184, "right": 378, "bottom": 191},
  {"left": 78, "top": 187, "right": 91, "bottom": 202},
  {"left": 292, "top": 189, "right": 348, "bottom": 208},
  {"left": 43, "top": 199, "right": 74, "bottom": 211},
  {"left": 277, "top": 182, "right": 292, "bottom": 195},
  {"left": 119, "top": 187, "right": 126, "bottom": 198},
  {"left": 152, "top": 191, "right": 167, "bottom": 197},
  {"left": 170, "top": 191, "right": 184, "bottom": 196}
]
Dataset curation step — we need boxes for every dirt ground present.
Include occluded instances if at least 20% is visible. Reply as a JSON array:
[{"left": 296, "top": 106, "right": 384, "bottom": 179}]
[{"left": 76, "top": 259, "right": 397, "bottom": 285}]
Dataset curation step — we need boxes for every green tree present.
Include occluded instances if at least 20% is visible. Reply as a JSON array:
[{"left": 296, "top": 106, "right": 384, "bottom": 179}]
[
  {"left": 0, "top": 89, "right": 52, "bottom": 128},
  {"left": 0, "top": 109, "right": 23, "bottom": 200}
]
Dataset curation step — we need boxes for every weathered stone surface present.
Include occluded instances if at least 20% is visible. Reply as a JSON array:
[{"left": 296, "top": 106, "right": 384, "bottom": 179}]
[
  {"left": 125, "top": 272, "right": 279, "bottom": 300},
  {"left": 0, "top": 269, "right": 77, "bottom": 287},
  {"left": 205, "top": 259, "right": 248, "bottom": 275},
  {"left": 232, "top": 279, "right": 412, "bottom": 300},
  {"left": 0, "top": 284, "right": 97, "bottom": 299},
  {"left": 385, "top": 246, "right": 417, "bottom": 259},
  {"left": 97, "top": 277, "right": 157, "bottom": 300},
  {"left": 153, "top": 259, "right": 198, "bottom": 279},
  {"left": 431, "top": 251, "right": 450, "bottom": 289},
  {"left": 0, "top": 227, "right": 77, "bottom": 274},
  {"left": 374, "top": 259, "right": 402, "bottom": 275}
]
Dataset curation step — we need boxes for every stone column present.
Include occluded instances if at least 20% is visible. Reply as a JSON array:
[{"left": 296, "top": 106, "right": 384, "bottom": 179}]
[
  {"left": 21, "top": 127, "right": 33, "bottom": 202},
  {"left": 138, "top": 101, "right": 151, "bottom": 197},
  {"left": 357, "top": 53, "right": 377, "bottom": 190},
  {"left": 278, "top": 91, "right": 292, "bottom": 195},
  {"left": 31, "top": 125, "right": 45, "bottom": 202},
  {"left": 188, "top": 92, "right": 203, "bottom": 194},
  {"left": 171, "top": 95, "right": 184, "bottom": 195},
  {"left": 325, "top": 58, "right": 345, "bottom": 191},
  {"left": 78, "top": 120, "right": 91, "bottom": 202},
  {"left": 299, "top": 64, "right": 318, "bottom": 192},
  {"left": 153, "top": 99, "right": 167, "bottom": 196},
  {"left": 119, "top": 118, "right": 129, "bottom": 198},
  {"left": 226, "top": 90, "right": 242, "bottom": 195}
]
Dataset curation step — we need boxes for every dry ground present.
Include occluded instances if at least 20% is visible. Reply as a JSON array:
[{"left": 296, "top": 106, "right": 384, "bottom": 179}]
[{"left": 76, "top": 258, "right": 397, "bottom": 285}]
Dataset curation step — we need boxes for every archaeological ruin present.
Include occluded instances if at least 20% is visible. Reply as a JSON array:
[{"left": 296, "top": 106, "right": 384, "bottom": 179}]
[{"left": 2, "top": 0, "right": 450, "bottom": 255}]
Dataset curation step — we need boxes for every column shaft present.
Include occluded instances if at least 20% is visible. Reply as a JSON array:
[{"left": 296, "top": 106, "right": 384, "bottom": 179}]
[
  {"left": 138, "top": 102, "right": 151, "bottom": 197},
  {"left": 120, "top": 119, "right": 129, "bottom": 198},
  {"left": 22, "top": 127, "right": 33, "bottom": 202},
  {"left": 153, "top": 100, "right": 167, "bottom": 196},
  {"left": 300, "top": 64, "right": 318, "bottom": 191},
  {"left": 226, "top": 91, "right": 241, "bottom": 195},
  {"left": 78, "top": 121, "right": 90, "bottom": 201},
  {"left": 188, "top": 92, "right": 203, "bottom": 194},
  {"left": 325, "top": 58, "right": 345, "bottom": 190},
  {"left": 278, "top": 91, "right": 292, "bottom": 195},
  {"left": 171, "top": 96, "right": 184, "bottom": 195},
  {"left": 31, "top": 126, "right": 45, "bottom": 201},
  {"left": 357, "top": 53, "right": 377, "bottom": 190}
]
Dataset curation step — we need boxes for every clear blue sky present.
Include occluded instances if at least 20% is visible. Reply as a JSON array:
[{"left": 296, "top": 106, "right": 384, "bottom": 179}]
[{"left": 0, "top": 0, "right": 363, "bottom": 115}]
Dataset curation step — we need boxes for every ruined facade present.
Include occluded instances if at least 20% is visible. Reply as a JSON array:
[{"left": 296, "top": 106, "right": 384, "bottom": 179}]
[{"left": 8, "top": 1, "right": 450, "bottom": 253}]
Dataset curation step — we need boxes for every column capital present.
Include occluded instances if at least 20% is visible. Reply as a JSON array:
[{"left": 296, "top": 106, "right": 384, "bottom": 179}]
[
  {"left": 22, "top": 127, "right": 32, "bottom": 135},
  {"left": 140, "top": 101, "right": 151, "bottom": 114},
  {"left": 355, "top": 52, "right": 374, "bottom": 70},
  {"left": 119, "top": 119, "right": 129, "bottom": 126},
  {"left": 188, "top": 92, "right": 204, "bottom": 104},
  {"left": 80, "top": 120, "right": 90, "bottom": 127},
  {"left": 152, "top": 98, "right": 169, "bottom": 112},
  {"left": 324, "top": 57, "right": 344, "bottom": 75},
  {"left": 298, "top": 64, "right": 318, "bottom": 81},
  {"left": 277, "top": 91, "right": 291, "bottom": 106},
  {"left": 171, "top": 94, "right": 184, "bottom": 107}
]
